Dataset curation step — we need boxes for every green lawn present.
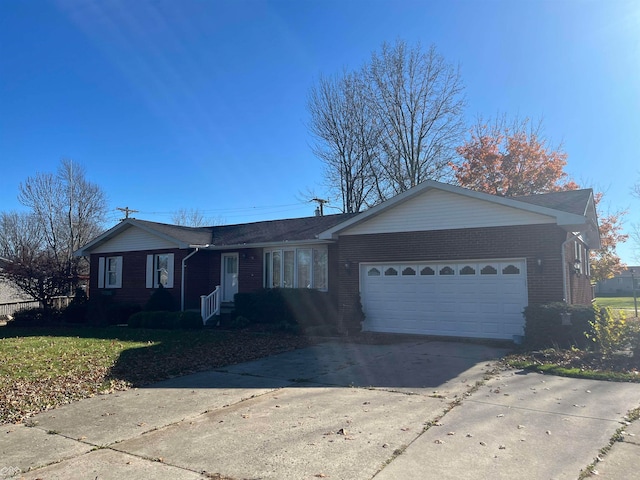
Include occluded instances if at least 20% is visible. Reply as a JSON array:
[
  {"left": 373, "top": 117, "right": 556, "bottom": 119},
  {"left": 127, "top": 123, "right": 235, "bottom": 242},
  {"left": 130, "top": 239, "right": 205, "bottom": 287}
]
[
  {"left": 0, "top": 326, "right": 312, "bottom": 425},
  {"left": 595, "top": 296, "right": 639, "bottom": 315}
]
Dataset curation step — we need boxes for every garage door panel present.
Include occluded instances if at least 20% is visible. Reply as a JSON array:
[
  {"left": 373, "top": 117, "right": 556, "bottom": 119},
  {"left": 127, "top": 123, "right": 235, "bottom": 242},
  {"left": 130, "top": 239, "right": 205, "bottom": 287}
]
[
  {"left": 478, "top": 303, "right": 500, "bottom": 314},
  {"left": 458, "top": 302, "right": 479, "bottom": 314},
  {"left": 480, "top": 322, "right": 499, "bottom": 334},
  {"left": 361, "top": 259, "right": 527, "bottom": 340}
]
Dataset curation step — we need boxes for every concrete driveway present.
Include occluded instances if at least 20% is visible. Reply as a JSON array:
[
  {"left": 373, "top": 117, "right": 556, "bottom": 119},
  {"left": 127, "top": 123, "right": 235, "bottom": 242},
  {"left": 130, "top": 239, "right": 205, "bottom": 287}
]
[{"left": 2, "top": 338, "right": 640, "bottom": 479}]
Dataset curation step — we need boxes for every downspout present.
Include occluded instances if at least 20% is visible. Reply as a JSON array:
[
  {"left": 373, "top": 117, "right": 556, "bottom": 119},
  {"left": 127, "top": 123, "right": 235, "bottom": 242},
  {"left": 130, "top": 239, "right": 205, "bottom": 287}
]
[
  {"left": 561, "top": 233, "right": 580, "bottom": 304},
  {"left": 181, "top": 245, "right": 210, "bottom": 312}
]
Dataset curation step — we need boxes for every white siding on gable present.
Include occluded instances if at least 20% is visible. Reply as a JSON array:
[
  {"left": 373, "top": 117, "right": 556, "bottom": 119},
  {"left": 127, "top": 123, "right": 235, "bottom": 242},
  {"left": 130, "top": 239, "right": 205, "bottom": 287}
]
[
  {"left": 92, "top": 226, "right": 178, "bottom": 253},
  {"left": 341, "top": 189, "right": 555, "bottom": 235}
]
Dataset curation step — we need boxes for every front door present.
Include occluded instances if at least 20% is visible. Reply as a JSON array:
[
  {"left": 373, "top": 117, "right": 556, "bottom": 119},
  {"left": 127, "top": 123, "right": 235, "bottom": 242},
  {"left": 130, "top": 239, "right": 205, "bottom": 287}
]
[{"left": 222, "top": 253, "right": 239, "bottom": 302}]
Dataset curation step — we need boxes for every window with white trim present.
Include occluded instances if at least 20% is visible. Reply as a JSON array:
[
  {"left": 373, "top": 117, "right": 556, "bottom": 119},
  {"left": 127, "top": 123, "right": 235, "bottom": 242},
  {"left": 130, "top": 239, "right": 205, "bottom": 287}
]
[
  {"left": 264, "top": 247, "right": 328, "bottom": 290},
  {"left": 146, "top": 253, "right": 174, "bottom": 288},
  {"left": 575, "top": 241, "right": 583, "bottom": 274},
  {"left": 97, "top": 256, "right": 122, "bottom": 289}
]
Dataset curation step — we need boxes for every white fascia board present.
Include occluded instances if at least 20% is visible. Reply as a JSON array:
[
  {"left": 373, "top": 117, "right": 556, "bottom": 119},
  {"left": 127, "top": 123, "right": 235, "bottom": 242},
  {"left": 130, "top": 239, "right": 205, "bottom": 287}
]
[
  {"left": 205, "top": 239, "right": 334, "bottom": 251},
  {"left": 319, "top": 180, "right": 594, "bottom": 240},
  {"left": 74, "top": 219, "right": 189, "bottom": 257}
]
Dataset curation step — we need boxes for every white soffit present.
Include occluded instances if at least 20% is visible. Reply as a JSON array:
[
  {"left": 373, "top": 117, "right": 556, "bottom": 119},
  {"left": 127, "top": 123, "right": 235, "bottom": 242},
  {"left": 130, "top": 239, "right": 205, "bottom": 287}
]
[{"left": 340, "top": 189, "right": 556, "bottom": 236}]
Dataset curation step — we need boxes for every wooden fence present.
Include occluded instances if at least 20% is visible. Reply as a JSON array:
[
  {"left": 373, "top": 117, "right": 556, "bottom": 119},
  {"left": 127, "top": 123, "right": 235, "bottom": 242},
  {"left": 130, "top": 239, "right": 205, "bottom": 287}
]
[{"left": 0, "top": 296, "right": 73, "bottom": 318}]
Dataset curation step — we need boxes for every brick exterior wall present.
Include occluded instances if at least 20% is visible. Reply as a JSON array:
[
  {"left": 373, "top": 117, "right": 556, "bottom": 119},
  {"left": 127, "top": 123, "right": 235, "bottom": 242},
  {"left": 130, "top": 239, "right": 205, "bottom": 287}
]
[
  {"left": 336, "top": 224, "right": 591, "bottom": 332},
  {"left": 238, "top": 248, "right": 264, "bottom": 294},
  {"left": 88, "top": 225, "right": 595, "bottom": 330},
  {"left": 184, "top": 250, "right": 213, "bottom": 310},
  {"left": 90, "top": 248, "right": 188, "bottom": 309},
  {"left": 565, "top": 239, "right": 594, "bottom": 305},
  {"left": 91, "top": 247, "right": 268, "bottom": 310}
]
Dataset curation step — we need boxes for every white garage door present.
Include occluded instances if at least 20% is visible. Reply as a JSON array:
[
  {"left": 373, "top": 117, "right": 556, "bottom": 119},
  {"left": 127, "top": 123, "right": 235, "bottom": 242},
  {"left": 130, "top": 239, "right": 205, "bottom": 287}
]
[{"left": 360, "top": 259, "right": 527, "bottom": 340}]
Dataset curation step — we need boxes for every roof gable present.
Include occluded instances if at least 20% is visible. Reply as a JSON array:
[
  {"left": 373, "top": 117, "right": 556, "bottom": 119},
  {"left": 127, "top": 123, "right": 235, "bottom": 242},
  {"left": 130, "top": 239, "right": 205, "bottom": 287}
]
[
  {"left": 336, "top": 188, "right": 556, "bottom": 236},
  {"left": 75, "top": 219, "right": 212, "bottom": 256},
  {"left": 320, "top": 181, "right": 600, "bottom": 248}
]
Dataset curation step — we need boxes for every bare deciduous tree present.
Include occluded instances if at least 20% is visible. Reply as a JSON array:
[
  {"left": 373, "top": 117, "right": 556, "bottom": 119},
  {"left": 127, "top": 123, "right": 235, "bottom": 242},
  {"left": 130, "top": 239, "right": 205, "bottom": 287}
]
[
  {"left": 631, "top": 225, "right": 640, "bottom": 263},
  {"left": 0, "top": 212, "right": 69, "bottom": 310},
  {"left": 367, "top": 41, "right": 466, "bottom": 197},
  {"left": 171, "top": 208, "right": 224, "bottom": 227},
  {"left": 307, "top": 70, "right": 381, "bottom": 213},
  {"left": 307, "top": 40, "right": 465, "bottom": 211},
  {"left": 172, "top": 208, "right": 207, "bottom": 227},
  {"left": 0, "top": 159, "right": 107, "bottom": 309}
]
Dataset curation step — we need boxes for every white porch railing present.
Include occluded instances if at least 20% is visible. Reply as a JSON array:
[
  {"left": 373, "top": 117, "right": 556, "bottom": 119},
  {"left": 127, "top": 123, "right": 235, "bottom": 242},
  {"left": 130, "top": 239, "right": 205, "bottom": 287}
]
[{"left": 200, "top": 286, "right": 221, "bottom": 325}]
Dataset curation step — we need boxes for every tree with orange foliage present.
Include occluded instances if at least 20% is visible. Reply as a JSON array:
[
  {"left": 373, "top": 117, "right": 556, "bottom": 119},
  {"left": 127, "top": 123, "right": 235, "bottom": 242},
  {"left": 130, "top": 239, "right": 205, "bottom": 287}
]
[
  {"left": 590, "top": 193, "right": 628, "bottom": 282},
  {"left": 454, "top": 115, "right": 626, "bottom": 282},
  {"left": 454, "top": 116, "right": 577, "bottom": 196}
]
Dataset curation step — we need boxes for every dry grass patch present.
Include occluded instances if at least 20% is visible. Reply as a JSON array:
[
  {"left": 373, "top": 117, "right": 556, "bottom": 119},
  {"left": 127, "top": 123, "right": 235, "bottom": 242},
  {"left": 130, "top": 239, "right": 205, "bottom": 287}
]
[{"left": 0, "top": 326, "right": 313, "bottom": 424}]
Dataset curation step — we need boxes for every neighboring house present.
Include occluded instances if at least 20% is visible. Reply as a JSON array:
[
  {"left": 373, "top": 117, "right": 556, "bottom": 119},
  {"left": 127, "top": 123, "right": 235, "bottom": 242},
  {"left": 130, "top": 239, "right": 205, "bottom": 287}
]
[
  {"left": 75, "top": 181, "right": 600, "bottom": 341},
  {"left": 596, "top": 266, "right": 640, "bottom": 295}
]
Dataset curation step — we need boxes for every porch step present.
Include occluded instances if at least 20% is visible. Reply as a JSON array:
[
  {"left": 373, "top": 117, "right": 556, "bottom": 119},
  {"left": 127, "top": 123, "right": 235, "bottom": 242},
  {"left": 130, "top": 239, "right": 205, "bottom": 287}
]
[
  {"left": 220, "top": 302, "right": 234, "bottom": 314},
  {"left": 204, "top": 311, "right": 234, "bottom": 327}
]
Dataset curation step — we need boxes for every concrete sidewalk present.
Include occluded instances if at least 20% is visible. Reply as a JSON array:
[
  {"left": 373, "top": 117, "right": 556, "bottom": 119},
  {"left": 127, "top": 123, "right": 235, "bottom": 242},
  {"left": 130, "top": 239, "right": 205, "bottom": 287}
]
[{"left": 1, "top": 339, "right": 639, "bottom": 479}]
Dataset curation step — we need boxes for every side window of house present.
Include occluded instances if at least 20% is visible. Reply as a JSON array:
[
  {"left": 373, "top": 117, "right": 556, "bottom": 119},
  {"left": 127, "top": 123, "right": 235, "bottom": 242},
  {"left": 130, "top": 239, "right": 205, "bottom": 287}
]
[
  {"left": 146, "top": 253, "right": 174, "bottom": 288},
  {"left": 575, "top": 241, "right": 583, "bottom": 274},
  {"left": 98, "top": 256, "right": 122, "bottom": 288},
  {"left": 264, "top": 247, "right": 328, "bottom": 290}
]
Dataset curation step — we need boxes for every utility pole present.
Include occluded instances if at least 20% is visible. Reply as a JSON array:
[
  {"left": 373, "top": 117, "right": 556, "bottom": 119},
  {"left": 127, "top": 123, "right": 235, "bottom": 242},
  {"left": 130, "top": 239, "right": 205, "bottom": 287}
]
[
  {"left": 631, "top": 268, "right": 638, "bottom": 318},
  {"left": 116, "top": 206, "right": 139, "bottom": 221},
  {"left": 311, "top": 198, "right": 329, "bottom": 217}
]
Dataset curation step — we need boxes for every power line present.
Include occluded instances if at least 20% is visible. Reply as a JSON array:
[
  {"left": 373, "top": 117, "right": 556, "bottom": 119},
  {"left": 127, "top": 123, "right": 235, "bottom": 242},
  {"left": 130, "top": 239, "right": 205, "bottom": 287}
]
[{"left": 138, "top": 202, "right": 306, "bottom": 216}]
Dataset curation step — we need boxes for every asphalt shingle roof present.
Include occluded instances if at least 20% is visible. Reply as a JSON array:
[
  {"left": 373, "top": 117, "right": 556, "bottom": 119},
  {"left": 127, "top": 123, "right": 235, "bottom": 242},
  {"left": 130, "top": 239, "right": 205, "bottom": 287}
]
[
  {"left": 132, "top": 220, "right": 214, "bottom": 246},
  {"left": 511, "top": 189, "right": 592, "bottom": 216},
  {"left": 131, "top": 190, "right": 592, "bottom": 248},
  {"left": 131, "top": 213, "right": 358, "bottom": 247},
  {"left": 210, "top": 213, "right": 357, "bottom": 246}
]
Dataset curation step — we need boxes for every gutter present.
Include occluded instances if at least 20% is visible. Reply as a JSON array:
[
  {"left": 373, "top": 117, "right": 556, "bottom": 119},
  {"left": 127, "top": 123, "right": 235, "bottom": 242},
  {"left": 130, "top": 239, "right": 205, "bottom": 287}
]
[
  {"left": 180, "top": 244, "right": 210, "bottom": 311},
  {"left": 203, "top": 239, "right": 333, "bottom": 250}
]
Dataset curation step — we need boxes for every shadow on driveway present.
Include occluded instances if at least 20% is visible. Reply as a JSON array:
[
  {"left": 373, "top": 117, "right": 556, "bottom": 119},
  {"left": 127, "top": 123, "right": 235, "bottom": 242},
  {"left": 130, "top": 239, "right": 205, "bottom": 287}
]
[{"left": 141, "top": 338, "right": 512, "bottom": 393}]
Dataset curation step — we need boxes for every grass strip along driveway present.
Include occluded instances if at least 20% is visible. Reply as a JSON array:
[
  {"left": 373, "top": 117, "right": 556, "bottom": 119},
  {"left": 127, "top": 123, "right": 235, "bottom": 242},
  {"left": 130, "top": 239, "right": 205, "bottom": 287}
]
[
  {"left": 595, "top": 296, "right": 639, "bottom": 317},
  {"left": 0, "top": 327, "right": 313, "bottom": 425}
]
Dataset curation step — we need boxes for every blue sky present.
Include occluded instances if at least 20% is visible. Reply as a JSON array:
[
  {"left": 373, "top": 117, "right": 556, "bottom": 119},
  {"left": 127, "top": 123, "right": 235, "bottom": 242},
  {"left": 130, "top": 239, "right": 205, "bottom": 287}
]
[{"left": 0, "top": 0, "right": 638, "bottom": 262}]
